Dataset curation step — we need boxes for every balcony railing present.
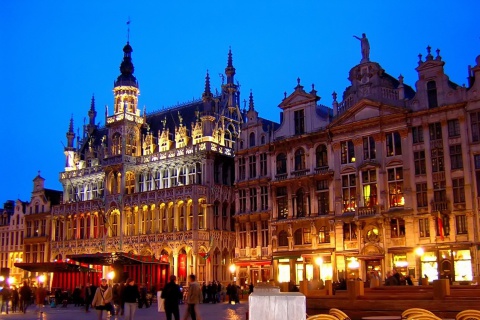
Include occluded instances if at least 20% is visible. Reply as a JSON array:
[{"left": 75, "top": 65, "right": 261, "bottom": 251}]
[
  {"left": 431, "top": 200, "right": 450, "bottom": 213},
  {"left": 275, "top": 173, "right": 287, "bottom": 181},
  {"left": 357, "top": 206, "right": 378, "bottom": 217},
  {"left": 291, "top": 169, "right": 310, "bottom": 177}
]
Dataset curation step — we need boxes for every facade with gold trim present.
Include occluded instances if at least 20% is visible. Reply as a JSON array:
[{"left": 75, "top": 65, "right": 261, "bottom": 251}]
[
  {"left": 50, "top": 42, "right": 241, "bottom": 284},
  {"left": 234, "top": 44, "right": 480, "bottom": 286}
]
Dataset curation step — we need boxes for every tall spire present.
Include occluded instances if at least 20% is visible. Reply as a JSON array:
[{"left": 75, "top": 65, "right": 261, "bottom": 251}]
[
  {"left": 88, "top": 94, "right": 97, "bottom": 126},
  {"left": 225, "top": 47, "right": 236, "bottom": 84},
  {"left": 66, "top": 115, "right": 75, "bottom": 148},
  {"left": 114, "top": 41, "right": 138, "bottom": 88},
  {"left": 202, "top": 70, "right": 213, "bottom": 102}
]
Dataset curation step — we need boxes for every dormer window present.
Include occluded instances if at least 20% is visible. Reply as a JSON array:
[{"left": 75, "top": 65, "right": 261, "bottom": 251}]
[
  {"left": 294, "top": 109, "right": 305, "bottom": 135},
  {"left": 427, "top": 81, "right": 438, "bottom": 109}
]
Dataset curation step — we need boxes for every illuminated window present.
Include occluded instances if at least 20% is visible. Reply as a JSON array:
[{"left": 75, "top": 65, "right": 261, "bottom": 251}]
[
  {"left": 277, "top": 187, "right": 288, "bottom": 219},
  {"left": 418, "top": 218, "right": 430, "bottom": 238},
  {"left": 341, "top": 140, "right": 355, "bottom": 164},
  {"left": 390, "top": 218, "right": 405, "bottom": 238},
  {"left": 112, "top": 133, "right": 122, "bottom": 155},
  {"left": 343, "top": 222, "right": 357, "bottom": 241},
  {"left": 125, "top": 172, "right": 135, "bottom": 194},
  {"left": 342, "top": 174, "right": 356, "bottom": 212},
  {"left": 388, "top": 167, "right": 404, "bottom": 207},
  {"left": 318, "top": 226, "right": 330, "bottom": 243},
  {"left": 362, "top": 169, "right": 377, "bottom": 207}
]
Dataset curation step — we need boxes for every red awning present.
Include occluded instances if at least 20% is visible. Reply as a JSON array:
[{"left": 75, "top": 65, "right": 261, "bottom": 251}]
[
  {"left": 236, "top": 261, "right": 271, "bottom": 267},
  {"left": 14, "top": 262, "right": 100, "bottom": 273}
]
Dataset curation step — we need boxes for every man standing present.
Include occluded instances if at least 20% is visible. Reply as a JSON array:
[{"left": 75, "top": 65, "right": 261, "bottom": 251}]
[
  {"left": 35, "top": 283, "right": 48, "bottom": 316},
  {"left": 19, "top": 281, "right": 32, "bottom": 314},
  {"left": 84, "top": 283, "right": 93, "bottom": 313},
  {"left": 161, "top": 275, "right": 182, "bottom": 320},
  {"left": 184, "top": 274, "right": 202, "bottom": 320}
]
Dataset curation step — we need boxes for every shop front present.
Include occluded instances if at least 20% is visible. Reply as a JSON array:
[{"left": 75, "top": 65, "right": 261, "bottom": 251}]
[{"left": 417, "top": 246, "right": 474, "bottom": 283}]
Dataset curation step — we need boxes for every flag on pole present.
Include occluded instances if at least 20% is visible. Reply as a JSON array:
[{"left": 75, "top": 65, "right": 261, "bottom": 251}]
[{"left": 437, "top": 213, "right": 444, "bottom": 241}]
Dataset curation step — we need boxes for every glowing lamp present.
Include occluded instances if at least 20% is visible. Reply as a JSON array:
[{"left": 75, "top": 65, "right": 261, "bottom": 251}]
[
  {"left": 38, "top": 275, "right": 46, "bottom": 283},
  {"left": 347, "top": 258, "right": 359, "bottom": 270},
  {"left": 415, "top": 247, "right": 424, "bottom": 256},
  {"left": 0, "top": 276, "right": 4, "bottom": 282},
  {"left": 315, "top": 257, "right": 323, "bottom": 266},
  {"left": 395, "top": 261, "right": 408, "bottom": 268},
  {"left": 107, "top": 271, "right": 115, "bottom": 280},
  {"left": 7, "top": 277, "right": 15, "bottom": 285},
  {"left": 229, "top": 264, "right": 236, "bottom": 274}
]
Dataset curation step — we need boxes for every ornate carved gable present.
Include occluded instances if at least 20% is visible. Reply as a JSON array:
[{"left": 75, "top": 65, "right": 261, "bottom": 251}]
[
  {"left": 279, "top": 90, "right": 317, "bottom": 110},
  {"left": 330, "top": 99, "right": 406, "bottom": 127},
  {"left": 158, "top": 128, "right": 172, "bottom": 152}
]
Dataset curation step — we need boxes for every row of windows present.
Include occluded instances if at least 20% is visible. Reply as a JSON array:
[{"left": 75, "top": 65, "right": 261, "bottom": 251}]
[
  {"left": 238, "top": 153, "right": 268, "bottom": 180},
  {"left": 238, "top": 186, "right": 269, "bottom": 213},
  {"left": 237, "top": 220, "right": 269, "bottom": 248},
  {"left": 276, "top": 145, "right": 328, "bottom": 176},
  {"left": 276, "top": 184, "right": 329, "bottom": 219},
  {"left": 276, "top": 215, "right": 468, "bottom": 248},
  {"left": 0, "top": 231, "right": 24, "bottom": 246}
]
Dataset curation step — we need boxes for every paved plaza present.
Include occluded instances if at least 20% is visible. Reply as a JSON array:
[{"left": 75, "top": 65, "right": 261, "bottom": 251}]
[{"left": 0, "top": 301, "right": 249, "bottom": 320}]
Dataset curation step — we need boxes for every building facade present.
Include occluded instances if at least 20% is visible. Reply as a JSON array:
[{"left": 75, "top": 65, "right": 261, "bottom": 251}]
[
  {"left": 50, "top": 42, "right": 240, "bottom": 285},
  {"left": 234, "top": 44, "right": 480, "bottom": 286}
]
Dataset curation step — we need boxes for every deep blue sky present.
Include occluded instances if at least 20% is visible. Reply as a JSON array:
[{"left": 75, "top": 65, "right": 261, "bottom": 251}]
[{"left": 1, "top": 0, "right": 479, "bottom": 203}]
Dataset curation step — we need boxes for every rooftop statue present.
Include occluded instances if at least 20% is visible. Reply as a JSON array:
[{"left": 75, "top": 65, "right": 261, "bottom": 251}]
[{"left": 354, "top": 33, "right": 370, "bottom": 63}]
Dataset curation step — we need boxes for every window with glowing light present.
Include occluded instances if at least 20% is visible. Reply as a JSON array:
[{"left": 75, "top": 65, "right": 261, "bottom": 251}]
[
  {"left": 342, "top": 174, "right": 356, "bottom": 212},
  {"left": 388, "top": 167, "right": 404, "bottom": 207},
  {"left": 318, "top": 226, "right": 330, "bottom": 243},
  {"left": 276, "top": 187, "right": 288, "bottom": 219},
  {"left": 390, "top": 218, "right": 405, "bottom": 238},
  {"left": 362, "top": 169, "right": 377, "bottom": 207},
  {"left": 418, "top": 218, "right": 430, "bottom": 238},
  {"left": 343, "top": 222, "right": 357, "bottom": 241},
  {"left": 341, "top": 140, "right": 355, "bottom": 164}
]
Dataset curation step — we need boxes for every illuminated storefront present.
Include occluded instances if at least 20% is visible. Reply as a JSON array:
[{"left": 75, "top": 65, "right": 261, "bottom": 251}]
[{"left": 418, "top": 247, "right": 473, "bottom": 282}]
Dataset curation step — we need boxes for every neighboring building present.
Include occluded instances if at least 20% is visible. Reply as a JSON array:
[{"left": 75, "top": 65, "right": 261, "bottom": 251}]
[
  {"left": 50, "top": 41, "right": 240, "bottom": 285},
  {"left": 233, "top": 91, "right": 279, "bottom": 284},
  {"left": 234, "top": 42, "right": 480, "bottom": 286},
  {"left": 0, "top": 199, "right": 25, "bottom": 285}
]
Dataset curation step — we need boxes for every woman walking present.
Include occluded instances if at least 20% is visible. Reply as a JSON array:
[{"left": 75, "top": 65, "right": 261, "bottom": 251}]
[
  {"left": 91, "top": 279, "right": 113, "bottom": 320},
  {"left": 122, "top": 278, "right": 140, "bottom": 320}
]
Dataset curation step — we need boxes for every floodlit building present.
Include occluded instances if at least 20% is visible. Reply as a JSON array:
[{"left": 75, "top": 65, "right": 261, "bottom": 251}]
[
  {"left": 234, "top": 42, "right": 480, "bottom": 286},
  {"left": 49, "top": 41, "right": 241, "bottom": 287}
]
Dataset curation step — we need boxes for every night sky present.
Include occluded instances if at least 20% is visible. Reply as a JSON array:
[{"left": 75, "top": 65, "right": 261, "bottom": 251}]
[{"left": 1, "top": 0, "right": 479, "bottom": 203}]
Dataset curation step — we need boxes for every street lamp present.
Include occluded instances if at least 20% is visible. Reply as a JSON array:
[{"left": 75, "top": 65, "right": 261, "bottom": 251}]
[
  {"left": 38, "top": 275, "right": 46, "bottom": 284},
  {"left": 229, "top": 264, "right": 236, "bottom": 283}
]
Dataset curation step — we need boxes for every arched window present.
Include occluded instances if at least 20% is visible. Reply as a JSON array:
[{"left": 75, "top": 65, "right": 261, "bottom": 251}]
[
  {"left": 427, "top": 81, "right": 438, "bottom": 108},
  {"left": 294, "top": 229, "right": 303, "bottom": 245},
  {"left": 316, "top": 145, "right": 328, "bottom": 168},
  {"left": 276, "top": 153, "right": 287, "bottom": 175},
  {"left": 294, "top": 148, "right": 306, "bottom": 171},
  {"left": 249, "top": 132, "right": 256, "bottom": 147},
  {"left": 278, "top": 230, "right": 288, "bottom": 247},
  {"left": 296, "top": 188, "right": 306, "bottom": 217}
]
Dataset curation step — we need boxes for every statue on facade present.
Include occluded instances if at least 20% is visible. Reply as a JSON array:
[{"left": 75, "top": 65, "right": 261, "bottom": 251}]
[{"left": 353, "top": 33, "right": 370, "bottom": 63}]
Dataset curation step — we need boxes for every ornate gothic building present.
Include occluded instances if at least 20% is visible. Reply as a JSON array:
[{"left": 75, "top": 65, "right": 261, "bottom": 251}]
[{"left": 50, "top": 41, "right": 241, "bottom": 285}]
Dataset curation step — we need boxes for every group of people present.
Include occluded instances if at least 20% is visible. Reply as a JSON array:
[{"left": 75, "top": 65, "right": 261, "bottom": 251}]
[
  {"left": 201, "top": 281, "right": 223, "bottom": 304},
  {"left": 0, "top": 281, "right": 48, "bottom": 315},
  {"left": 384, "top": 269, "right": 414, "bottom": 286}
]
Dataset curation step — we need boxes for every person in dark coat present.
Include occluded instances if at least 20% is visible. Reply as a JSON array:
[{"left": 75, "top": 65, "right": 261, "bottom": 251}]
[
  {"left": 84, "top": 283, "right": 94, "bottom": 313},
  {"left": 122, "top": 278, "right": 139, "bottom": 320},
  {"left": 19, "top": 281, "right": 32, "bottom": 313},
  {"left": 11, "top": 286, "right": 19, "bottom": 313},
  {"left": 161, "top": 275, "right": 183, "bottom": 320}
]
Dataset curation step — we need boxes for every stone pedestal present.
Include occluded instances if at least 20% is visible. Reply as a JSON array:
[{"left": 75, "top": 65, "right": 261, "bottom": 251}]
[
  {"left": 433, "top": 279, "right": 450, "bottom": 299},
  {"left": 347, "top": 280, "right": 364, "bottom": 300}
]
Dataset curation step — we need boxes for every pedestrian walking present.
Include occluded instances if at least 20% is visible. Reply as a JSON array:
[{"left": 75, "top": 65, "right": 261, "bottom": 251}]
[
  {"left": 19, "top": 281, "right": 32, "bottom": 314},
  {"left": 91, "top": 278, "right": 113, "bottom": 320},
  {"left": 122, "top": 278, "right": 139, "bottom": 320},
  {"left": 161, "top": 275, "right": 183, "bottom": 320},
  {"left": 84, "top": 283, "right": 94, "bottom": 313},
  {"left": 11, "top": 286, "right": 19, "bottom": 313},
  {"left": 183, "top": 274, "right": 202, "bottom": 320},
  {"left": 1, "top": 285, "right": 11, "bottom": 314},
  {"left": 35, "top": 283, "right": 47, "bottom": 316}
]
